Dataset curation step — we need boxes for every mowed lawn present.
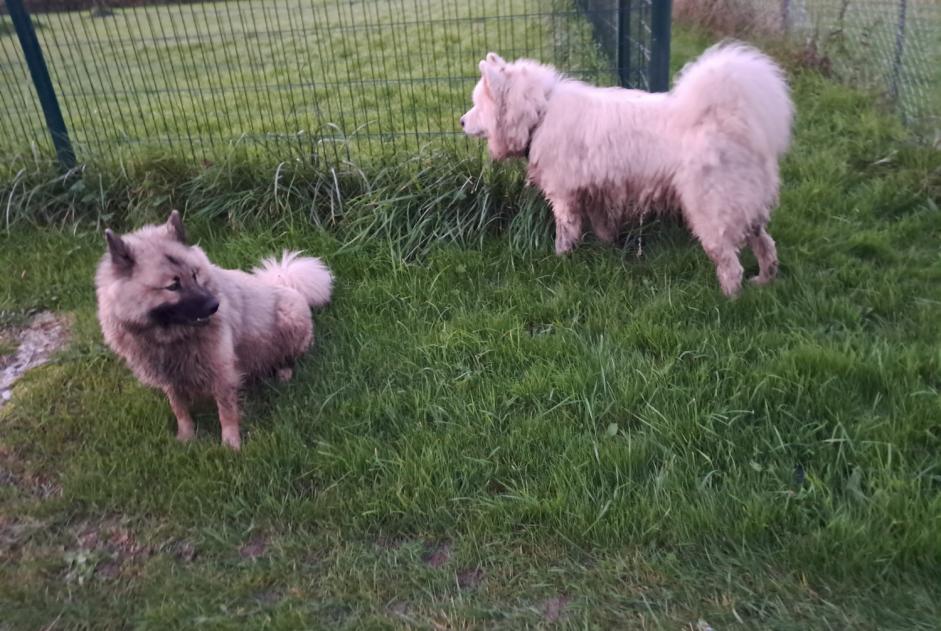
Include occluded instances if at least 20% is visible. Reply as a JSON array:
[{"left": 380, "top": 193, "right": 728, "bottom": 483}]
[{"left": 2, "top": 25, "right": 941, "bottom": 631}]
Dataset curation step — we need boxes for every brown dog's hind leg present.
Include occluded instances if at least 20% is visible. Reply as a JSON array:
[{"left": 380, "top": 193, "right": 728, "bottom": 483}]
[
  {"left": 277, "top": 293, "right": 313, "bottom": 357},
  {"left": 271, "top": 292, "right": 312, "bottom": 386}
]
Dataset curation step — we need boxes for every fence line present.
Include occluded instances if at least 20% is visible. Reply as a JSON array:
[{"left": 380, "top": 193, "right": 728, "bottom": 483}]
[
  {"left": 674, "top": 0, "right": 939, "bottom": 142},
  {"left": 1, "top": 0, "right": 672, "bottom": 167},
  {"left": 5, "top": 0, "right": 74, "bottom": 166}
]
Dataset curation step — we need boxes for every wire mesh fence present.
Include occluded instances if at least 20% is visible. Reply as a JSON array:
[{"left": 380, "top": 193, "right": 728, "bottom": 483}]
[
  {"left": 1, "top": 0, "right": 670, "bottom": 167},
  {"left": 576, "top": 0, "right": 651, "bottom": 88},
  {"left": 574, "top": 0, "right": 671, "bottom": 90},
  {"left": 674, "top": 0, "right": 940, "bottom": 143}
]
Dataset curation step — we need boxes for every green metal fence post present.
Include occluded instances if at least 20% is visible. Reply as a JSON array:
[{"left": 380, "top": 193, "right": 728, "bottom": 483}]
[
  {"left": 617, "top": 0, "right": 631, "bottom": 88},
  {"left": 5, "top": 0, "right": 76, "bottom": 168},
  {"left": 888, "top": 0, "right": 907, "bottom": 106},
  {"left": 648, "top": 0, "right": 672, "bottom": 92}
]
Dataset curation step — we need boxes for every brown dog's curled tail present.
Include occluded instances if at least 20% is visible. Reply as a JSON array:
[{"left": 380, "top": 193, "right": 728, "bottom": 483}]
[{"left": 252, "top": 250, "right": 333, "bottom": 308}]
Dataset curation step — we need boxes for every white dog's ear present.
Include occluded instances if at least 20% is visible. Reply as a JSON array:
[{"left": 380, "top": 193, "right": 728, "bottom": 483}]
[
  {"left": 485, "top": 52, "right": 506, "bottom": 66},
  {"left": 479, "top": 59, "right": 505, "bottom": 89}
]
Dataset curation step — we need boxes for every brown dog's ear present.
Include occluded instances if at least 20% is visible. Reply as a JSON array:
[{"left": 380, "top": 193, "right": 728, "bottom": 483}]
[
  {"left": 166, "top": 209, "right": 187, "bottom": 244},
  {"left": 105, "top": 229, "right": 134, "bottom": 271}
]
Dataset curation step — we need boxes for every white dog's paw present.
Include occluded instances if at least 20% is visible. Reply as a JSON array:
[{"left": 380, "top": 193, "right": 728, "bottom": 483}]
[
  {"left": 720, "top": 280, "right": 742, "bottom": 299},
  {"left": 554, "top": 236, "right": 577, "bottom": 256},
  {"left": 221, "top": 427, "right": 241, "bottom": 451}
]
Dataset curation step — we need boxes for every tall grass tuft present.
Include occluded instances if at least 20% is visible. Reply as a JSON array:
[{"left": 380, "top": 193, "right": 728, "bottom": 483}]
[{"left": 1, "top": 144, "right": 553, "bottom": 258}]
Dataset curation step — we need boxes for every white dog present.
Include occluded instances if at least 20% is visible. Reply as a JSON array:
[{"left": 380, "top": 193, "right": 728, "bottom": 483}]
[{"left": 461, "top": 43, "right": 794, "bottom": 296}]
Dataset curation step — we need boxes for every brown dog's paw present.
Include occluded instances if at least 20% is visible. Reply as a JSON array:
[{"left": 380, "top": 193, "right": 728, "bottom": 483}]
[
  {"left": 277, "top": 367, "right": 294, "bottom": 382},
  {"left": 176, "top": 426, "right": 195, "bottom": 443}
]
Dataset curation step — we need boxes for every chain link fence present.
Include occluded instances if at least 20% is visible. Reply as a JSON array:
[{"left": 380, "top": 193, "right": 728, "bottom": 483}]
[
  {"left": 1, "top": 0, "right": 671, "bottom": 167},
  {"left": 674, "top": 0, "right": 940, "bottom": 143}
]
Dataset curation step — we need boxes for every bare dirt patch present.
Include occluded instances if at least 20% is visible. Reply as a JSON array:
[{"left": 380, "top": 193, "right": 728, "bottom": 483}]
[
  {"left": 542, "top": 595, "right": 570, "bottom": 623},
  {"left": 456, "top": 566, "right": 484, "bottom": 589},
  {"left": 0, "top": 444, "right": 62, "bottom": 499},
  {"left": 59, "top": 517, "right": 156, "bottom": 584},
  {"left": 239, "top": 535, "right": 269, "bottom": 560},
  {"left": 421, "top": 540, "right": 451, "bottom": 568},
  {"left": 170, "top": 539, "right": 198, "bottom": 563},
  {"left": 0, "top": 311, "right": 72, "bottom": 408}
]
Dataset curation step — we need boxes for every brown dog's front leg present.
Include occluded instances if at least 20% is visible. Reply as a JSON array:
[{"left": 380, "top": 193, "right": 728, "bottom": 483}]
[
  {"left": 214, "top": 383, "right": 242, "bottom": 450},
  {"left": 166, "top": 388, "right": 195, "bottom": 443}
]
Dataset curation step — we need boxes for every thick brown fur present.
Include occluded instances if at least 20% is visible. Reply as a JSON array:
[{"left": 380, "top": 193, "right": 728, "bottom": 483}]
[{"left": 95, "top": 211, "right": 333, "bottom": 450}]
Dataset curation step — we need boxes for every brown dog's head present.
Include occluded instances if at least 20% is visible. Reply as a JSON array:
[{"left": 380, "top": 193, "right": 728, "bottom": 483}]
[
  {"left": 460, "top": 52, "right": 558, "bottom": 160},
  {"left": 97, "top": 211, "right": 218, "bottom": 336}
]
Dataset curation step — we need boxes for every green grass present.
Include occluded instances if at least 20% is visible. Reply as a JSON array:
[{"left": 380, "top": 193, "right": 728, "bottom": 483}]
[
  {"left": 0, "top": 0, "right": 606, "bottom": 163},
  {"left": 2, "top": 27, "right": 941, "bottom": 630},
  {"left": 798, "top": 0, "right": 941, "bottom": 138},
  {"left": 0, "top": 339, "right": 16, "bottom": 356}
]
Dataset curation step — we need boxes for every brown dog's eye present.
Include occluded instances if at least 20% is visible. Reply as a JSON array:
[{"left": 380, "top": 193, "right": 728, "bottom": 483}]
[{"left": 166, "top": 277, "right": 181, "bottom": 291}]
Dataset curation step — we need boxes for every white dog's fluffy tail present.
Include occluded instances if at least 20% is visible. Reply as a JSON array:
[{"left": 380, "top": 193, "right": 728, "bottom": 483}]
[
  {"left": 672, "top": 42, "right": 793, "bottom": 157},
  {"left": 253, "top": 250, "right": 333, "bottom": 308}
]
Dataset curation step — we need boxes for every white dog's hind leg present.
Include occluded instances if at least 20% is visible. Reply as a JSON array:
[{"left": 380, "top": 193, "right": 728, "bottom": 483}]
[
  {"left": 707, "top": 243, "right": 744, "bottom": 298},
  {"left": 586, "top": 205, "right": 619, "bottom": 244},
  {"left": 686, "top": 216, "right": 745, "bottom": 297},
  {"left": 551, "top": 197, "right": 583, "bottom": 255},
  {"left": 746, "top": 226, "right": 778, "bottom": 285},
  {"left": 678, "top": 171, "right": 747, "bottom": 297}
]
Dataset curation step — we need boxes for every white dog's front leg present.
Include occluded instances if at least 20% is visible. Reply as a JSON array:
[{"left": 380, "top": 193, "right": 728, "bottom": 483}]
[{"left": 551, "top": 199, "right": 583, "bottom": 255}]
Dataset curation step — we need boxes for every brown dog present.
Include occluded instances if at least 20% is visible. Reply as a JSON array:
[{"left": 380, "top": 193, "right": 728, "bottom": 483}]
[{"left": 95, "top": 211, "right": 333, "bottom": 449}]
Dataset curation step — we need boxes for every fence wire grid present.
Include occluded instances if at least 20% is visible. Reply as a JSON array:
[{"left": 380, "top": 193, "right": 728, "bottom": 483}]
[
  {"left": 575, "top": 0, "right": 653, "bottom": 88},
  {"left": 1, "top": 0, "right": 667, "bottom": 165},
  {"left": 675, "top": 0, "right": 940, "bottom": 143}
]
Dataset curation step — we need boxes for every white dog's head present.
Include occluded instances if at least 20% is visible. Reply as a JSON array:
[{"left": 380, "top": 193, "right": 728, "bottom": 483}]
[{"left": 461, "top": 53, "right": 558, "bottom": 160}]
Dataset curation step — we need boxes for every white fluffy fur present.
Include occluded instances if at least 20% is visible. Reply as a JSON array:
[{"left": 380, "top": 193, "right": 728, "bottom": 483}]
[
  {"left": 253, "top": 250, "right": 333, "bottom": 308},
  {"left": 461, "top": 43, "right": 795, "bottom": 296}
]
